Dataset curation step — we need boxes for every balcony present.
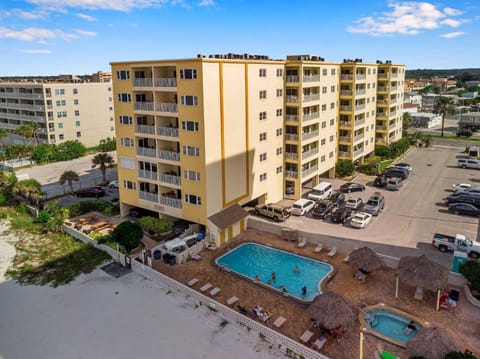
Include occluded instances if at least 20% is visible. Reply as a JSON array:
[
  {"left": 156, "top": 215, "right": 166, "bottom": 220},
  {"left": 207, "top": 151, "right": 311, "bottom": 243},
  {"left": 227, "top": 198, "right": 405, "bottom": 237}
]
[
  {"left": 286, "top": 75, "right": 299, "bottom": 83},
  {"left": 134, "top": 102, "right": 154, "bottom": 112},
  {"left": 157, "top": 126, "right": 179, "bottom": 137},
  {"left": 302, "top": 165, "right": 318, "bottom": 178},
  {"left": 376, "top": 138, "right": 387, "bottom": 144},
  {"left": 391, "top": 86, "right": 398, "bottom": 92},
  {"left": 390, "top": 98, "right": 397, "bottom": 105},
  {"left": 156, "top": 103, "right": 178, "bottom": 113},
  {"left": 377, "top": 113, "right": 387, "bottom": 119},
  {"left": 286, "top": 95, "right": 299, "bottom": 103},
  {"left": 160, "top": 195, "right": 182, "bottom": 209},
  {"left": 285, "top": 133, "right": 299, "bottom": 141},
  {"left": 339, "top": 120, "right": 352, "bottom": 127},
  {"left": 303, "top": 94, "right": 320, "bottom": 102},
  {"left": 135, "top": 124, "right": 156, "bottom": 135},
  {"left": 286, "top": 114, "right": 299, "bottom": 122},
  {"left": 302, "top": 148, "right": 319, "bottom": 160},
  {"left": 376, "top": 125, "right": 387, "bottom": 131},
  {"left": 285, "top": 152, "right": 298, "bottom": 160},
  {"left": 137, "top": 147, "right": 157, "bottom": 158},
  {"left": 303, "top": 75, "right": 320, "bottom": 82},
  {"left": 353, "top": 148, "right": 364, "bottom": 157},
  {"left": 340, "top": 105, "right": 352, "bottom": 112},
  {"left": 341, "top": 74, "right": 353, "bottom": 81},
  {"left": 0, "top": 92, "right": 44, "bottom": 99},
  {"left": 378, "top": 73, "right": 388, "bottom": 79},
  {"left": 338, "top": 151, "right": 351, "bottom": 158},
  {"left": 339, "top": 136, "right": 350, "bottom": 142},
  {"left": 0, "top": 113, "right": 45, "bottom": 122},
  {"left": 354, "top": 118, "right": 365, "bottom": 127},
  {"left": 158, "top": 150, "right": 180, "bottom": 162},
  {"left": 139, "top": 191, "right": 159, "bottom": 203},
  {"left": 340, "top": 90, "right": 352, "bottom": 96},
  {"left": 138, "top": 170, "right": 158, "bottom": 181},
  {"left": 302, "top": 130, "right": 319, "bottom": 141},
  {"left": 154, "top": 78, "right": 177, "bottom": 88},
  {"left": 354, "top": 133, "right": 365, "bottom": 142},
  {"left": 285, "top": 170, "right": 298, "bottom": 179},
  {"left": 302, "top": 112, "right": 320, "bottom": 122},
  {"left": 391, "top": 73, "right": 398, "bottom": 78},
  {"left": 1, "top": 103, "right": 45, "bottom": 111},
  {"left": 133, "top": 78, "right": 153, "bottom": 87},
  {"left": 159, "top": 173, "right": 181, "bottom": 186},
  {"left": 355, "top": 89, "right": 366, "bottom": 96},
  {"left": 356, "top": 74, "right": 366, "bottom": 80},
  {"left": 377, "top": 87, "right": 389, "bottom": 92},
  {"left": 390, "top": 111, "right": 397, "bottom": 118},
  {"left": 355, "top": 104, "right": 365, "bottom": 111},
  {"left": 389, "top": 122, "right": 396, "bottom": 130}
]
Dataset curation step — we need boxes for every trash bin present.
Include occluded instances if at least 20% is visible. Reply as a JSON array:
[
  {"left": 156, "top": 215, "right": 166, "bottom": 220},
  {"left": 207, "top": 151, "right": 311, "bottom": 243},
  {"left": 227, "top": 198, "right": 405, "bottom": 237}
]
[
  {"left": 153, "top": 250, "right": 162, "bottom": 260},
  {"left": 452, "top": 251, "right": 468, "bottom": 273}
]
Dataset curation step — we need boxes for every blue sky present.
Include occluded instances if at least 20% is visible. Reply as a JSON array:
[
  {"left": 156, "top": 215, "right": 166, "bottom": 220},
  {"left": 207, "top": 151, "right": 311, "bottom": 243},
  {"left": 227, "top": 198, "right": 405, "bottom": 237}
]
[{"left": 0, "top": 0, "right": 478, "bottom": 75}]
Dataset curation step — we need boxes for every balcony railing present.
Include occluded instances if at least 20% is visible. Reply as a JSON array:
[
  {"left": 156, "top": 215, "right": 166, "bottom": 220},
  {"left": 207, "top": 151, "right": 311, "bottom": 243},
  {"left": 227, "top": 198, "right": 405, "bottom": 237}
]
[
  {"left": 302, "top": 130, "right": 319, "bottom": 141},
  {"left": 303, "top": 75, "right": 320, "bottom": 82},
  {"left": 286, "top": 95, "right": 299, "bottom": 103},
  {"left": 137, "top": 147, "right": 157, "bottom": 157},
  {"left": 160, "top": 195, "right": 182, "bottom": 209},
  {"left": 339, "top": 151, "right": 351, "bottom": 158},
  {"left": 341, "top": 74, "right": 353, "bottom": 80},
  {"left": 302, "top": 112, "right": 320, "bottom": 122},
  {"left": 355, "top": 104, "right": 365, "bottom": 111},
  {"left": 376, "top": 138, "right": 387, "bottom": 144},
  {"left": 339, "top": 121, "right": 352, "bottom": 127},
  {"left": 1, "top": 102, "right": 45, "bottom": 111},
  {"left": 377, "top": 113, "right": 387, "bottom": 119},
  {"left": 355, "top": 89, "right": 366, "bottom": 96},
  {"left": 378, "top": 73, "right": 388, "bottom": 78},
  {"left": 389, "top": 122, "right": 396, "bottom": 129},
  {"left": 285, "top": 152, "right": 298, "bottom": 160},
  {"left": 157, "top": 126, "right": 179, "bottom": 137},
  {"left": 286, "top": 75, "right": 299, "bottom": 83},
  {"left": 302, "top": 165, "right": 318, "bottom": 178},
  {"left": 391, "top": 86, "right": 398, "bottom": 92},
  {"left": 340, "top": 90, "right": 352, "bottom": 96},
  {"left": 376, "top": 125, "right": 387, "bottom": 131},
  {"left": 356, "top": 74, "right": 366, "bottom": 80},
  {"left": 285, "top": 133, "right": 299, "bottom": 141},
  {"left": 155, "top": 78, "right": 177, "bottom": 87},
  {"left": 303, "top": 94, "right": 320, "bottom": 102},
  {"left": 340, "top": 105, "right": 352, "bottom": 111},
  {"left": 339, "top": 136, "right": 350, "bottom": 142},
  {"left": 139, "top": 191, "right": 159, "bottom": 203},
  {"left": 390, "top": 111, "right": 397, "bottom": 117},
  {"left": 135, "top": 124, "right": 156, "bottom": 135},
  {"left": 285, "top": 170, "right": 298, "bottom": 179},
  {"left": 138, "top": 170, "right": 158, "bottom": 181},
  {"left": 353, "top": 148, "right": 364, "bottom": 157},
  {"left": 390, "top": 98, "right": 397, "bottom": 105},
  {"left": 133, "top": 78, "right": 153, "bottom": 87},
  {"left": 391, "top": 73, "right": 398, "bottom": 78},
  {"left": 354, "top": 133, "right": 365, "bottom": 142},
  {"left": 377, "top": 87, "right": 389, "bottom": 92},
  {"left": 158, "top": 150, "right": 180, "bottom": 162},
  {"left": 0, "top": 92, "right": 44, "bottom": 99},
  {"left": 134, "top": 102, "right": 154, "bottom": 111},
  {"left": 156, "top": 103, "right": 178, "bottom": 113},
  {"left": 159, "top": 173, "right": 181, "bottom": 186},
  {"left": 0, "top": 112, "right": 45, "bottom": 121},
  {"left": 286, "top": 114, "right": 299, "bottom": 122},
  {"left": 302, "top": 148, "right": 319, "bottom": 160},
  {"left": 355, "top": 118, "right": 365, "bottom": 126}
]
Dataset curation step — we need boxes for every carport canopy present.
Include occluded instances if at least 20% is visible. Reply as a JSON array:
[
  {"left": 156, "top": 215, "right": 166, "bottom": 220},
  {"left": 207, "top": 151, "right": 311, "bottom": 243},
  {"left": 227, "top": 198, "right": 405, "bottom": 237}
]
[{"left": 208, "top": 204, "right": 249, "bottom": 231}]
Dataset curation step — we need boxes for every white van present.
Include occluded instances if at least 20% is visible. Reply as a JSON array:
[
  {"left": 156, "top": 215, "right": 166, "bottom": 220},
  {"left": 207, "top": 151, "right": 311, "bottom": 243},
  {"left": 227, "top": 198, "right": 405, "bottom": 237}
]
[{"left": 308, "top": 182, "right": 333, "bottom": 201}]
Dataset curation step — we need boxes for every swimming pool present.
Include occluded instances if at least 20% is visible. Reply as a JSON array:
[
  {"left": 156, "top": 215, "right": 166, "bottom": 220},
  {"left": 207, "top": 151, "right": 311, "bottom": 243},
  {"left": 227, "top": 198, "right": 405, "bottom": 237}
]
[
  {"left": 215, "top": 242, "right": 334, "bottom": 302},
  {"left": 359, "top": 304, "right": 425, "bottom": 347}
]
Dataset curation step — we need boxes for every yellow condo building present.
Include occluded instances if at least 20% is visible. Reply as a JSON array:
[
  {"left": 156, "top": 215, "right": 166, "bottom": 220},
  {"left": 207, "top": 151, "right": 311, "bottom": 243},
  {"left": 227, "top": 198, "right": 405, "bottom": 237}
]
[{"left": 111, "top": 54, "right": 405, "bottom": 246}]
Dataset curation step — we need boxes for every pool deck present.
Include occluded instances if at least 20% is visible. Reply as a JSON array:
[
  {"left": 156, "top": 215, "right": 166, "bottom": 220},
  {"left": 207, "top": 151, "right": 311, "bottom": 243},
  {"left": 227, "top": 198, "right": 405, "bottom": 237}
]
[{"left": 359, "top": 303, "right": 430, "bottom": 348}]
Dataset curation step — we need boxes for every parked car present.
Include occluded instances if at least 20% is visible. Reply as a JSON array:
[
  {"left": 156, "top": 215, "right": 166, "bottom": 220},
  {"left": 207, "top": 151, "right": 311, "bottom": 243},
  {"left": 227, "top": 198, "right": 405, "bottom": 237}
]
[
  {"left": 363, "top": 192, "right": 385, "bottom": 216},
  {"left": 108, "top": 180, "right": 119, "bottom": 188},
  {"left": 373, "top": 175, "right": 388, "bottom": 188},
  {"left": 110, "top": 197, "right": 119, "bottom": 207},
  {"left": 254, "top": 203, "right": 290, "bottom": 222},
  {"left": 390, "top": 162, "right": 412, "bottom": 173},
  {"left": 330, "top": 206, "right": 353, "bottom": 224},
  {"left": 75, "top": 186, "right": 105, "bottom": 198},
  {"left": 432, "top": 233, "right": 480, "bottom": 258},
  {"left": 290, "top": 199, "right": 315, "bottom": 216},
  {"left": 345, "top": 197, "right": 363, "bottom": 210},
  {"left": 385, "top": 177, "right": 403, "bottom": 191},
  {"left": 329, "top": 192, "right": 346, "bottom": 207},
  {"left": 340, "top": 182, "right": 366, "bottom": 193},
  {"left": 307, "top": 182, "right": 333, "bottom": 201},
  {"left": 350, "top": 212, "right": 373, "bottom": 229},
  {"left": 382, "top": 169, "right": 408, "bottom": 180},
  {"left": 453, "top": 187, "right": 480, "bottom": 195},
  {"left": 457, "top": 159, "right": 480, "bottom": 169},
  {"left": 444, "top": 194, "right": 480, "bottom": 206},
  {"left": 452, "top": 183, "right": 473, "bottom": 192},
  {"left": 448, "top": 203, "right": 480, "bottom": 217},
  {"left": 311, "top": 200, "right": 335, "bottom": 219},
  {"left": 457, "top": 129, "right": 472, "bottom": 137},
  {"left": 172, "top": 219, "right": 193, "bottom": 234}
]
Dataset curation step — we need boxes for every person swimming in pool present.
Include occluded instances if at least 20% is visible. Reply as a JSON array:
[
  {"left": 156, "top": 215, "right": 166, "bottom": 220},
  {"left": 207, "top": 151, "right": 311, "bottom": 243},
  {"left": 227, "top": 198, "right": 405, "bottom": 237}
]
[
  {"left": 271, "top": 272, "right": 277, "bottom": 282},
  {"left": 301, "top": 286, "right": 307, "bottom": 299},
  {"left": 404, "top": 320, "right": 417, "bottom": 334},
  {"left": 294, "top": 266, "right": 300, "bottom": 273}
]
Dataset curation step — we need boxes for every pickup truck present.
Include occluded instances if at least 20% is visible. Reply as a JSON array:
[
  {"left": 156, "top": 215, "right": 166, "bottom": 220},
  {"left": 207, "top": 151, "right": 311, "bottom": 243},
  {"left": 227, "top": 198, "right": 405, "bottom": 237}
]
[{"left": 432, "top": 233, "right": 480, "bottom": 258}]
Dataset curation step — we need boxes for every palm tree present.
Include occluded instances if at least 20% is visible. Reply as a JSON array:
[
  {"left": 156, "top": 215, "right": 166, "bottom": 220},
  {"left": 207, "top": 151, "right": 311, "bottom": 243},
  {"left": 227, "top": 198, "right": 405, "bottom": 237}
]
[
  {"left": 14, "top": 125, "right": 32, "bottom": 145},
  {"left": 59, "top": 170, "right": 79, "bottom": 194},
  {"left": 13, "top": 178, "right": 43, "bottom": 205},
  {"left": 433, "top": 97, "right": 455, "bottom": 137},
  {"left": 29, "top": 122, "right": 40, "bottom": 147},
  {"left": 0, "top": 128, "right": 8, "bottom": 148},
  {"left": 92, "top": 152, "right": 114, "bottom": 184}
]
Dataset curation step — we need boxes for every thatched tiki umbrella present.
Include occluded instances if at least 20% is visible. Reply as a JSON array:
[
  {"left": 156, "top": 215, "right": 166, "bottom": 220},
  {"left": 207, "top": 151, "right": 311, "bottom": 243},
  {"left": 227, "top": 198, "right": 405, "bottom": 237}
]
[
  {"left": 406, "top": 327, "right": 456, "bottom": 359},
  {"left": 395, "top": 254, "right": 449, "bottom": 309},
  {"left": 307, "top": 292, "right": 354, "bottom": 330},
  {"left": 348, "top": 246, "right": 384, "bottom": 273}
]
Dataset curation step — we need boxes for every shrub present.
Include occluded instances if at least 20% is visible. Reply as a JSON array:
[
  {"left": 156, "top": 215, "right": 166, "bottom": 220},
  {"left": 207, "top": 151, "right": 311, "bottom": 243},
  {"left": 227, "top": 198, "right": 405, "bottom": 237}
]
[
  {"left": 140, "top": 216, "right": 172, "bottom": 235},
  {"left": 459, "top": 260, "right": 480, "bottom": 293},
  {"left": 111, "top": 221, "right": 143, "bottom": 252},
  {"left": 16, "top": 203, "right": 30, "bottom": 214},
  {"left": 336, "top": 160, "right": 355, "bottom": 177},
  {"left": 375, "top": 145, "right": 392, "bottom": 159},
  {"left": 98, "top": 137, "right": 116, "bottom": 152},
  {"left": 444, "top": 351, "right": 477, "bottom": 359},
  {"left": 35, "top": 210, "right": 51, "bottom": 224}
]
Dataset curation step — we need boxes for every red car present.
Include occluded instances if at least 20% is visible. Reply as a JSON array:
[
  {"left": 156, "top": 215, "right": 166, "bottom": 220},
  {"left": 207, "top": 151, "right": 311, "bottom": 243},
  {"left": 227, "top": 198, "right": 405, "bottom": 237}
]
[{"left": 75, "top": 186, "right": 105, "bottom": 198}]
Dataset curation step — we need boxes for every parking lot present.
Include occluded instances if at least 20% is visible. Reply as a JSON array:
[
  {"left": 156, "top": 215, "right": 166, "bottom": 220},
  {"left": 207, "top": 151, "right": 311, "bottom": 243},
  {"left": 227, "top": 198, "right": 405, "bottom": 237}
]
[{"left": 252, "top": 145, "right": 480, "bottom": 266}]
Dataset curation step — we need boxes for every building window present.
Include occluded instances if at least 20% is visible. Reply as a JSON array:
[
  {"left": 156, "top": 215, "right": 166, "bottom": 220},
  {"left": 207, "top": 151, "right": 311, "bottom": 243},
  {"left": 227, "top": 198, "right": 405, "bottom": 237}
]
[
  {"left": 180, "top": 95, "right": 198, "bottom": 106},
  {"left": 182, "top": 120, "right": 199, "bottom": 132},
  {"left": 276, "top": 166, "right": 282, "bottom": 174},
  {"left": 260, "top": 153, "right": 267, "bottom": 161},
  {"left": 118, "top": 93, "right": 131, "bottom": 102},
  {"left": 368, "top": 69, "right": 371, "bottom": 75},
  {"left": 74, "top": 99, "right": 79, "bottom": 105},
  {"left": 75, "top": 120, "right": 80, "bottom": 126},
  {"left": 321, "top": 138, "right": 326, "bottom": 145},
  {"left": 59, "top": 134, "right": 64, "bottom": 140},
  {"left": 276, "top": 147, "right": 282, "bottom": 155},
  {"left": 54, "top": 89, "right": 65, "bottom": 95},
  {"left": 58, "top": 123, "right": 63, "bottom": 129},
  {"left": 330, "top": 135, "right": 334, "bottom": 142},
  {"left": 322, "top": 86, "right": 327, "bottom": 94},
  {"left": 321, "top": 155, "right": 326, "bottom": 162},
  {"left": 74, "top": 110, "right": 80, "bottom": 116},
  {"left": 123, "top": 180, "right": 136, "bottom": 190},
  {"left": 120, "top": 157, "right": 135, "bottom": 169},
  {"left": 259, "top": 68, "right": 266, "bottom": 77},
  {"left": 322, "top": 69, "right": 327, "bottom": 76},
  {"left": 330, "top": 118, "right": 335, "bottom": 126},
  {"left": 330, "top": 102, "right": 335, "bottom": 109},
  {"left": 76, "top": 131, "right": 81, "bottom": 138},
  {"left": 276, "top": 89, "right": 283, "bottom": 97},
  {"left": 119, "top": 116, "right": 132, "bottom": 125},
  {"left": 182, "top": 145, "right": 200, "bottom": 157},
  {"left": 120, "top": 137, "right": 134, "bottom": 147},
  {"left": 73, "top": 88, "right": 78, "bottom": 94},
  {"left": 373, "top": 69, "right": 376, "bottom": 75},
  {"left": 372, "top": 83, "right": 376, "bottom": 89},
  {"left": 276, "top": 68, "right": 283, "bottom": 77},
  {"left": 116, "top": 70, "right": 130, "bottom": 80},
  {"left": 183, "top": 170, "right": 200, "bottom": 181},
  {"left": 179, "top": 69, "right": 197, "bottom": 79},
  {"left": 259, "top": 173, "right": 267, "bottom": 181},
  {"left": 184, "top": 193, "right": 201, "bottom": 205},
  {"left": 49, "top": 134, "right": 55, "bottom": 141},
  {"left": 321, "top": 104, "right": 327, "bottom": 111},
  {"left": 56, "top": 100, "right": 66, "bottom": 106},
  {"left": 331, "top": 85, "right": 336, "bottom": 93},
  {"left": 259, "top": 132, "right": 267, "bottom": 141},
  {"left": 259, "top": 90, "right": 267, "bottom": 99},
  {"left": 259, "top": 112, "right": 267, "bottom": 120},
  {"left": 331, "top": 68, "right": 336, "bottom": 75},
  {"left": 56, "top": 111, "right": 67, "bottom": 118},
  {"left": 321, "top": 121, "right": 326, "bottom": 128},
  {"left": 276, "top": 128, "right": 282, "bottom": 136},
  {"left": 329, "top": 151, "right": 334, "bottom": 158},
  {"left": 367, "top": 83, "right": 370, "bottom": 89},
  {"left": 276, "top": 109, "right": 282, "bottom": 117}
]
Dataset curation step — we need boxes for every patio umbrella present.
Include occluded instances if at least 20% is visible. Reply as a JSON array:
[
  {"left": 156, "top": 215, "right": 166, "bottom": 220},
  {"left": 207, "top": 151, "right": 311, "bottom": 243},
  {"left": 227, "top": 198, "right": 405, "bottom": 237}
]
[
  {"left": 396, "top": 254, "right": 449, "bottom": 292},
  {"left": 348, "top": 246, "right": 384, "bottom": 273},
  {"left": 406, "top": 327, "right": 456, "bottom": 359},
  {"left": 307, "top": 292, "right": 354, "bottom": 330}
]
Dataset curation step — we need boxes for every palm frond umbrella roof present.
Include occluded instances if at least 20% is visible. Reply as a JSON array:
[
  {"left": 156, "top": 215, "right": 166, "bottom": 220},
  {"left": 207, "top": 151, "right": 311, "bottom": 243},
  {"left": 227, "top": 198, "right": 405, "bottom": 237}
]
[
  {"left": 348, "top": 246, "right": 384, "bottom": 273},
  {"left": 396, "top": 254, "right": 449, "bottom": 291},
  {"left": 307, "top": 292, "right": 355, "bottom": 330},
  {"left": 406, "top": 327, "right": 456, "bottom": 359}
]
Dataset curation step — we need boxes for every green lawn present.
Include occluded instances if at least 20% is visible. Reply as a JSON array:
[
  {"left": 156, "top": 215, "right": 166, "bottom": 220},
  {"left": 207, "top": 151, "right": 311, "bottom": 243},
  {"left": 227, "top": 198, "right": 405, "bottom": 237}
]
[{"left": 379, "top": 160, "right": 394, "bottom": 172}]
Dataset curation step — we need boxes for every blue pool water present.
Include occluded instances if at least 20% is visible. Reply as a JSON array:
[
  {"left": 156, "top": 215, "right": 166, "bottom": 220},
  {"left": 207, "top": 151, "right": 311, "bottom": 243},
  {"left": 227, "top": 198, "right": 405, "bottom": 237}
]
[
  {"left": 365, "top": 309, "right": 422, "bottom": 343},
  {"left": 215, "top": 242, "right": 333, "bottom": 301}
]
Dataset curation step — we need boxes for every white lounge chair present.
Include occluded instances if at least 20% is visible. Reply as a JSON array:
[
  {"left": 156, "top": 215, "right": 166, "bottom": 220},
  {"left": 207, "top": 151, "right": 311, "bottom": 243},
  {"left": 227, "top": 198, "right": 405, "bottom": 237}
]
[
  {"left": 226, "top": 296, "right": 239, "bottom": 306},
  {"left": 328, "top": 246, "right": 337, "bottom": 257},
  {"left": 300, "top": 330, "right": 314, "bottom": 343},
  {"left": 210, "top": 287, "right": 221, "bottom": 296},
  {"left": 313, "top": 337, "right": 327, "bottom": 350},
  {"left": 414, "top": 286, "right": 424, "bottom": 300},
  {"left": 199, "top": 283, "right": 213, "bottom": 292},
  {"left": 298, "top": 237, "right": 307, "bottom": 248},
  {"left": 273, "top": 316, "right": 286, "bottom": 328},
  {"left": 313, "top": 244, "right": 323, "bottom": 253},
  {"left": 187, "top": 278, "right": 199, "bottom": 286}
]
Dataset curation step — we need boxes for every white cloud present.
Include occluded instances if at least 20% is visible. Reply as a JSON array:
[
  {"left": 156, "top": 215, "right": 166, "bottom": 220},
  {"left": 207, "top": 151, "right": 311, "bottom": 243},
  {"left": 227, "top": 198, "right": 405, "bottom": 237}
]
[
  {"left": 76, "top": 13, "right": 97, "bottom": 21},
  {"left": 74, "top": 29, "right": 97, "bottom": 36},
  {"left": 0, "top": 26, "right": 96, "bottom": 42},
  {"left": 18, "top": 49, "right": 52, "bottom": 54},
  {"left": 440, "top": 31, "right": 465, "bottom": 38},
  {"left": 1, "top": 8, "right": 49, "bottom": 20},
  {"left": 347, "top": 2, "right": 467, "bottom": 36},
  {"left": 199, "top": 0, "right": 214, "bottom": 6},
  {"left": 27, "top": 0, "right": 171, "bottom": 12}
]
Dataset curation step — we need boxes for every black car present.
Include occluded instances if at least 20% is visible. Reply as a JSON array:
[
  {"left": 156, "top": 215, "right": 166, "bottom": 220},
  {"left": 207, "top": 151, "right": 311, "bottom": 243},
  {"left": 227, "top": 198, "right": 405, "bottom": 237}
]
[
  {"left": 444, "top": 194, "right": 480, "bottom": 206},
  {"left": 311, "top": 200, "right": 335, "bottom": 219},
  {"left": 329, "top": 192, "right": 346, "bottom": 207},
  {"left": 448, "top": 203, "right": 480, "bottom": 216},
  {"left": 340, "top": 182, "right": 366, "bottom": 193},
  {"left": 373, "top": 175, "right": 388, "bottom": 188},
  {"left": 330, "top": 206, "right": 354, "bottom": 224},
  {"left": 382, "top": 169, "right": 408, "bottom": 180}
]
